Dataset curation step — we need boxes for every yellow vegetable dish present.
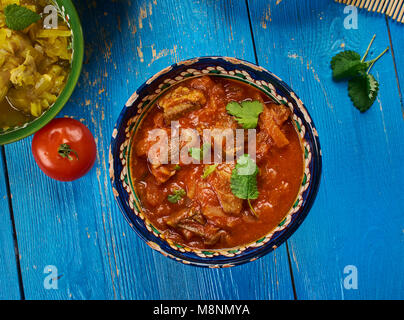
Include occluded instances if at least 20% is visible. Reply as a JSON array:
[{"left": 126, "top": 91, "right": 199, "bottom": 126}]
[{"left": 0, "top": 0, "right": 72, "bottom": 130}]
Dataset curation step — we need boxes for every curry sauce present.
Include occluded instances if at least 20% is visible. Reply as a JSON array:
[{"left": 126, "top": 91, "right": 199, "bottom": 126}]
[{"left": 130, "top": 76, "right": 304, "bottom": 249}]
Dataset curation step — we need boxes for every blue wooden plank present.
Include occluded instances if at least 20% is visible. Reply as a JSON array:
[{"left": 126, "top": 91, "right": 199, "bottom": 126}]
[
  {"left": 4, "top": 142, "right": 118, "bottom": 299},
  {"left": 387, "top": 20, "right": 404, "bottom": 115},
  {"left": 4, "top": 0, "right": 294, "bottom": 299},
  {"left": 0, "top": 150, "right": 21, "bottom": 299},
  {"left": 248, "top": 0, "right": 404, "bottom": 299}
]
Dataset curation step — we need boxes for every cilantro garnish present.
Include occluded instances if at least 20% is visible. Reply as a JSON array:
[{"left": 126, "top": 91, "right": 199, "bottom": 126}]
[
  {"left": 189, "top": 143, "right": 211, "bottom": 161},
  {"left": 230, "top": 154, "right": 259, "bottom": 217},
  {"left": 4, "top": 4, "right": 41, "bottom": 31},
  {"left": 330, "top": 34, "right": 388, "bottom": 112},
  {"left": 226, "top": 100, "right": 264, "bottom": 129},
  {"left": 167, "top": 189, "right": 186, "bottom": 204},
  {"left": 202, "top": 164, "right": 218, "bottom": 179}
]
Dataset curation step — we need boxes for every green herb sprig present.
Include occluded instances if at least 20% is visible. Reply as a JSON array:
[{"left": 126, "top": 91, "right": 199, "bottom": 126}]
[
  {"left": 330, "top": 35, "right": 389, "bottom": 112},
  {"left": 226, "top": 100, "right": 264, "bottom": 129},
  {"left": 230, "top": 154, "right": 259, "bottom": 217},
  {"left": 4, "top": 4, "right": 41, "bottom": 31},
  {"left": 202, "top": 164, "right": 218, "bottom": 179},
  {"left": 167, "top": 189, "right": 186, "bottom": 204},
  {"left": 189, "top": 143, "right": 211, "bottom": 161}
]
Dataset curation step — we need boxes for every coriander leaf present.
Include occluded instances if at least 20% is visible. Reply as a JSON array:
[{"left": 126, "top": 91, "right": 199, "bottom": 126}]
[
  {"left": 226, "top": 100, "right": 264, "bottom": 129},
  {"left": 202, "top": 164, "right": 218, "bottom": 179},
  {"left": 330, "top": 51, "right": 368, "bottom": 81},
  {"left": 167, "top": 189, "right": 186, "bottom": 204},
  {"left": 4, "top": 4, "right": 41, "bottom": 31},
  {"left": 174, "top": 164, "right": 181, "bottom": 170},
  {"left": 189, "top": 147, "right": 202, "bottom": 160},
  {"left": 189, "top": 143, "right": 211, "bottom": 161},
  {"left": 230, "top": 154, "right": 259, "bottom": 200},
  {"left": 348, "top": 73, "right": 379, "bottom": 112},
  {"left": 235, "top": 154, "right": 259, "bottom": 176}
]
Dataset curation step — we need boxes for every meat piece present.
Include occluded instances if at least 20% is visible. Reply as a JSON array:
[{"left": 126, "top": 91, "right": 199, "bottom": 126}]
[
  {"left": 259, "top": 103, "right": 291, "bottom": 148},
  {"left": 158, "top": 86, "right": 206, "bottom": 122},
  {"left": 135, "top": 133, "right": 176, "bottom": 184},
  {"left": 136, "top": 127, "right": 182, "bottom": 162},
  {"left": 202, "top": 229, "right": 227, "bottom": 246},
  {"left": 149, "top": 164, "right": 176, "bottom": 184},
  {"left": 143, "top": 181, "right": 165, "bottom": 207},
  {"left": 181, "top": 229, "right": 194, "bottom": 240},
  {"left": 167, "top": 207, "right": 223, "bottom": 245},
  {"left": 153, "top": 112, "right": 165, "bottom": 128},
  {"left": 256, "top": 131, "right": 270, "bottom": 163},
  {"left": 167, "top": 208, "right": 206, "bottom": 227},
  {"left": 189, "top": 77, "right": 226, "bottom": 116},
  {"left": 186, "top": 181, "right": 196, "bottom": 199},
  {"left": 209, "top": 83, "right": 226, "bottom": 110},
  {"left": 202, "top": 205, "right": 241, "bottom": 229},
  {"left": 251, "top": 91, "right": 265, "bottom": 103},
  {"left": 214, "top": 113, "right": 238, "bottom": 130},
  {"left": 135, "top": 135, "right": 153, "bottom": 157},
  {"left": 207, "top": 164, "right": 243, "bottom": 215},
  {"left": 191, "top": 211, "right": 206, "bottom": 225},
  {"left": 270, "top": 103, "right": 291, "bottom": 126},
  {"left": 202, "top": 205, "right": 227, "bottom": 218},
  {"left": 177, "top": 221, "right": 225, "bottom": 246},
  {"left": 166, "top": 208, "right": 192, "bottom": 227},
  {"left": 224, "top": 81, "right": 245, "bottom": 101},
  {"left": 135, "top": 128, "right": 180, "bottom": 184},
  {"left": 200, "top": 115, "right": 239, "bottom": 161},
  {"left": 189, "top": 75, "right": 215, "bottom": 92}
]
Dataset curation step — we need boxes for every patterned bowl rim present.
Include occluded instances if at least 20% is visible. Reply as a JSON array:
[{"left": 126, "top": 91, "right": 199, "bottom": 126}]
[{"left": 109, "top": 56, "right": 322, "bottom": 268}]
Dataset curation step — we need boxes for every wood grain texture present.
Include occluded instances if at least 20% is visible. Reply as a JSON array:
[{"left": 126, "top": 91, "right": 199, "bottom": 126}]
[
  {"left": 248, "top": 0, "right": 404, "bottom": 299},
  {"left": 0, "top": 149, "right": 21, "bottom": 299},
  {"left": 386, "top": 19, "right": 404, "bottom": 116},
  {"left": 2, "top": 0, "right": 295, "bottom": 300}
]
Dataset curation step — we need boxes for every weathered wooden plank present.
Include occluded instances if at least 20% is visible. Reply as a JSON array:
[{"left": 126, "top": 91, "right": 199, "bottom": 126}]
[
  {"left": 386, "top": 20, "right": 404, "bottom": 116},
  {"left": 4, "top": 141, "right": 118, "bottom": 299},
  {"left": 0, "top": 148, "right": 21, "bottom": 300},
  {"left": 4, "top": 0, "right": 294, "bottom": 299},
  {"left": 248, "top": 0, "right": 404, "bottom": 299}
]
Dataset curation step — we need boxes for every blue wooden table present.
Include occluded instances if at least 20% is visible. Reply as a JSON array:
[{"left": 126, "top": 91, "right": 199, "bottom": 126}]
[{"left": 0, "top": 0, "right": 403, "bottom": 300}]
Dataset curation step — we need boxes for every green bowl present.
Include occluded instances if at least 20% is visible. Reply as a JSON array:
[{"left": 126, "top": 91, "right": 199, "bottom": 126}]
[{"left": 0, "top": 0, "right": 84, "bottom": 145}]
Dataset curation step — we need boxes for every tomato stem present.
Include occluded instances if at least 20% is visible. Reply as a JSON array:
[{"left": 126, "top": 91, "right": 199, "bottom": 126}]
[{"left": 58, "top": 143, "right": 79, "bottom": 161}]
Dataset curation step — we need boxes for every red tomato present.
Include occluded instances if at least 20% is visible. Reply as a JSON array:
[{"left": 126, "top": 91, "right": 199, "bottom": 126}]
[{"left": 32, "top": 118, "right": 97, "bottom": 181}]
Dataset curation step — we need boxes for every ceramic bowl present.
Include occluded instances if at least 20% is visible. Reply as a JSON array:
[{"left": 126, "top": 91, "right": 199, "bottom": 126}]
[
  {"left": 109, "top": 57, "right": 322, "bottom": 268},
  {"left": 0, "top": 0, "right": 84, "bottom": 145}
]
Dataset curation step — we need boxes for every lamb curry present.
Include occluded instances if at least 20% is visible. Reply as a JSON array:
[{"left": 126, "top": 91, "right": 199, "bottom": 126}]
[{"left": 130, "top": 76, "right": 304, "bottom": 249}]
